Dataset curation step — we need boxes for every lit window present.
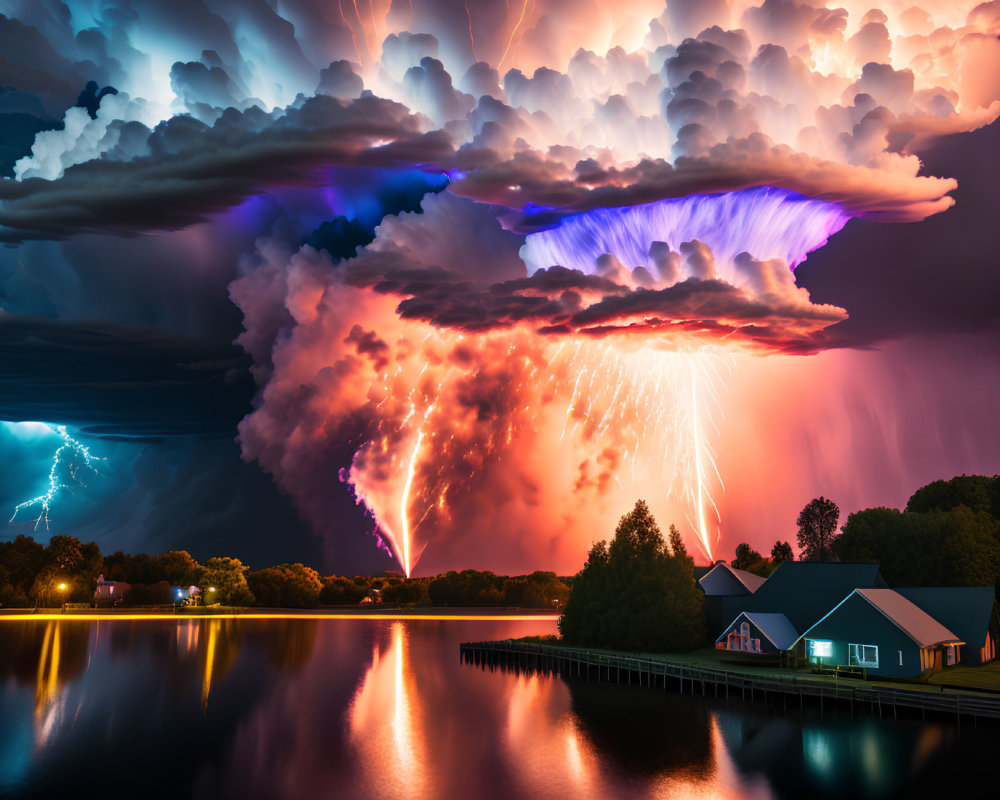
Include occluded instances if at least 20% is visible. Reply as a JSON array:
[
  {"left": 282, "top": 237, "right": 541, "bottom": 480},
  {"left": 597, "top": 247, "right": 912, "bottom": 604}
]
[
  {"left": 849, "top": 643, "right": 878, "bottom": 668},
  {"left": 809, "top": 640, "right": 832, "bottom": 658}
]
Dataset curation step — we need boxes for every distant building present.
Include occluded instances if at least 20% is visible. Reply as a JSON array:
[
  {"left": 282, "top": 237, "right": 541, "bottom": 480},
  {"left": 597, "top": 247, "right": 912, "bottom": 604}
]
[
  {"left": 94, "top": 574, "right": 130, "bottom": 606},
  {"left": 796, "top": 588, "right": 963, "bottom": 678}
]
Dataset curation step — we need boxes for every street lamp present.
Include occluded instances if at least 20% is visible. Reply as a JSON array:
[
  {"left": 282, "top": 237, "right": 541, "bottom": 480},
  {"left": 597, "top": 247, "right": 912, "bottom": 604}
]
[{"left": 58, "top": 582, "right": 68, "bottom": 612}]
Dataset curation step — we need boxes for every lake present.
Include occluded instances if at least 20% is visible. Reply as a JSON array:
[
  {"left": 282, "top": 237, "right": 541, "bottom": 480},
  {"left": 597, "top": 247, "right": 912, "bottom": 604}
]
[{"left": 0, "top": 616, "right": 996, "bottom": 798}]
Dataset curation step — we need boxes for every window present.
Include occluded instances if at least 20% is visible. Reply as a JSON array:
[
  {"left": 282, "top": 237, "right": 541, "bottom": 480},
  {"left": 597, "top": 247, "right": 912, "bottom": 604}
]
[
  {"left": 808, "top": 640, "right": 832, "bottom": 659},
  {"left": 849, "top": 643, "right": 878, "bottom": 668}
]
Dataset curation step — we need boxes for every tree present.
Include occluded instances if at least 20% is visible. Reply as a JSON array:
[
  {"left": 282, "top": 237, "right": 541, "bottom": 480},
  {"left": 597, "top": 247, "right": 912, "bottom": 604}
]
[
  {"left": 156, "top": 551, "right": 201, "bottom": 586},
  {"left": 558, "top": 500, "right": 705, "bottom": 652},
  {"left": 796, "top": 497, "right": 840, "bottom": 561},
  {"left": 428, "top": 570, "right": 505, "bottom": 606},
  {"left": 198, "top": 557, "right": 255, "bottom": 606},
  {"left": 246, "top": 563, "right": 323, "bottom": 608},
  {"left": 732, "top": 543, "right": 775, "bottom": 578},
  {"left": 771, "top": 541, "right": 794, "bottom": 563},
  {"left": 503, "top": 572, "right": 570, "bottom": 608},
  {"left": 320, "top": 576, "right": 369, "bottom": 604},
  {"left": 382, "top": 578, "right": 432, "bottom": 604},
  {"left": 0, "top": 535, "right": 45, "bottom": 605},
  {"left": 667, "top": 524, "right": 688, "bottom": 559},
  {"left": 31, "top": 536, "right": 103, "bottom": 605},
  {"left": 732, "top": 543, "right": 763, "bottom": 571}
]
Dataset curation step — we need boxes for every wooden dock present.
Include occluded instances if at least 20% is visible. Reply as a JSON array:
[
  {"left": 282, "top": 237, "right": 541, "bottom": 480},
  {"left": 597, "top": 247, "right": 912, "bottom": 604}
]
[{"left": 460, "top": 639, "right": 1000, "bottom": 725}]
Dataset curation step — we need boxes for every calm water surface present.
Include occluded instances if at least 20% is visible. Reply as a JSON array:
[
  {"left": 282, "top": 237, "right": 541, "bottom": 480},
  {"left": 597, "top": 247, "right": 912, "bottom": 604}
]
[{"left": 0, "top": 617, "right": 996, "bottom": 799}]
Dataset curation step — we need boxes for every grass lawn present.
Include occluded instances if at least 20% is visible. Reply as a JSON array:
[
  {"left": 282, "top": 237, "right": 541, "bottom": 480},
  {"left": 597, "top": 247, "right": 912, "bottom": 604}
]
[{"left": 926, "top": 660, "right": 1000, "bottom": 692}]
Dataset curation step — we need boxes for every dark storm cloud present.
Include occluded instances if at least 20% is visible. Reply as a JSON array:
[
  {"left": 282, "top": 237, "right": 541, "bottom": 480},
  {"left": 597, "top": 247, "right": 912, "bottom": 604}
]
[
  {"left": 796, "top": 116, "right": 1000, "bottom": 348},
  {"left": 449, "top": 138, "right": 959, "bottom": 233},
  {"left": 0, "top": 315, "right": 254, "bottom": 438},
  {"left": 341, "top": 239, "right": 845, "bottom": 352},
  {"left": 0, "top": 94, "right": 454, "bottom": 243}
]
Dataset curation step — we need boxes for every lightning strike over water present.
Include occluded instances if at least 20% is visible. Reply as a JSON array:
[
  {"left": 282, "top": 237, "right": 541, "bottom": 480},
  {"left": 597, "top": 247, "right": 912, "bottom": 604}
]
[{"left": 9, "top": 425, "right": 102, "bottom": 531}]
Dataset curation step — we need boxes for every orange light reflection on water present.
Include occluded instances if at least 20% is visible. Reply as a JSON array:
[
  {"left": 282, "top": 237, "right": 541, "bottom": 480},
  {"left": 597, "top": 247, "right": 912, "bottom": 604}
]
[
  {"left": 348, "top": 621, "right": 428, "bottom": 798},
  {"left": 2, "top": 613, "right": 560, "bottom": 622}
]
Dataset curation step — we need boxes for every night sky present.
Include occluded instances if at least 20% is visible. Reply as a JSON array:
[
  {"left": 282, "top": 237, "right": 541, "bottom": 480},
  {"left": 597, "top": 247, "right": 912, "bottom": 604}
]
[{"left": 1, "top": 1, "right": 998, "bottom": 576}]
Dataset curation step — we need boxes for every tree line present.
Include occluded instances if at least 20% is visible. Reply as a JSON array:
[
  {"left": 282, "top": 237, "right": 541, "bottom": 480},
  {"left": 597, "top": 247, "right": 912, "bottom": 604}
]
[
  {"left": 726, "top": 474, "right": 1000, "bottom": 591},
  {"left": 0, "top": 536, "right": 571, "bottom": 609}
]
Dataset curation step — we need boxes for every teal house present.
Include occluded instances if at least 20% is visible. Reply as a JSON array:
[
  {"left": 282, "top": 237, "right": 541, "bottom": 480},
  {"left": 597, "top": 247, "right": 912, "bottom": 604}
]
[{"left": 796, "top": 588, "right": 963, "bottom": 677}]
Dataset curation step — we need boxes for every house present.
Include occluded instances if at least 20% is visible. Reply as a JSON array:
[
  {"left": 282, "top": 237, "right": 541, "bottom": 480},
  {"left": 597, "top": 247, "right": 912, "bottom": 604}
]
[
  {"left": 796, "top": 588, "right": 963, "bottom": 678},
  {"left": 94, "top": 574, "right": 130, "bottom": 606},
  {"left": 698, "top": 562, "right": 767, "bottom": 633},
  {"left": 716, "top": 612, "right": 798, "bottom": 657},
  {"left": 895, "top": 586, "right": 999, "bottom": 666},
  {"left": 716, "top": 562, "right": 887, "bottom": 638}
]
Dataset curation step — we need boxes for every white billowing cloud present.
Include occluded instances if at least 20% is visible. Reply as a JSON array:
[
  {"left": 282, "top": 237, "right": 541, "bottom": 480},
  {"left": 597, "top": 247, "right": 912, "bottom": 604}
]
[{"left": 14, "top": 93, "right": 154, "bottom": 181}]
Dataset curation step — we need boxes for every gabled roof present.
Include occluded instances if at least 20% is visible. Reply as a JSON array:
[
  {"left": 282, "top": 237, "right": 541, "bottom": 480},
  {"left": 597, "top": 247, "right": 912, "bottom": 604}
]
[
  {"left": 801, "top": 589, "right": 963, "bottom": 648},
  {"left": 732, "top": 568, "right": 767, "bottom": 593},
  {"left": 719, "top": 612, "right": 799, "bottom": 651},
  {"left": 722, "top": 561, "right": 886, "bottom": 632},
  {"left": 699, "top": 563, "right": 766, "bottom": 596},
  {"left": 896, "top": 587, "right": 996, "bottom": 649}
]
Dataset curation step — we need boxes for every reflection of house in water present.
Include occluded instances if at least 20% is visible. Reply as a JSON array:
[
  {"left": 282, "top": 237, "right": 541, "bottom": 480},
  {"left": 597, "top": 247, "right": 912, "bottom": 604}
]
[{"left": 714, "top": 708, "right": 945, "bottom": 799}]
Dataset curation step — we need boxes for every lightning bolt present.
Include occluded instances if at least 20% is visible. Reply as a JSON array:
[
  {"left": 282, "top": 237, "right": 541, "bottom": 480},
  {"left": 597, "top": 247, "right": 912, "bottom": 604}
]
[
  {"left": 9, "top": 425, "right": 102, "bottom": 531},
  {"left": 498, "top": 0, "right": 530, "bottom": 70},
  {"left": 338, "top": 0, "right": 363, "bottom": 64},
  {"left": 464, "top": 0, "right": 479, "bottom": 62}
]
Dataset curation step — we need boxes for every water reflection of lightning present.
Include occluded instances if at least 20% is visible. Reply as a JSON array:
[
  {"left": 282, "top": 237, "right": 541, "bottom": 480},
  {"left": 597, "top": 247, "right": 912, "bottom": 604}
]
[{"left": 10, "top": 425, "right": 102, "bottom": 531}]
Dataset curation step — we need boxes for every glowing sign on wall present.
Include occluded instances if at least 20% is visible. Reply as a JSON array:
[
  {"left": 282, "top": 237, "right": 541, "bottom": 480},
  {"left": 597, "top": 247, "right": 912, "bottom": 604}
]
[{"left": 809, "top": 640, "right": 833, "bottom": 658}]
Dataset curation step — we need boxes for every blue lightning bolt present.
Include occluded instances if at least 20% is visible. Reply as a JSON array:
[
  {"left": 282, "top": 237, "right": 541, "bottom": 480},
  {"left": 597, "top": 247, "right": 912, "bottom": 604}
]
[{"left": 9, "top": 425, "right": 102, "bottom": 531}]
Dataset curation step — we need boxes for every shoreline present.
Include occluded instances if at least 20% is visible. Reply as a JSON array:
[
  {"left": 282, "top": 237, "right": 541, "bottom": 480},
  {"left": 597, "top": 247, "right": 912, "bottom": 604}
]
[
  {"left": 462, "top": 639, "right": 1000, "bottom": 719},
  {"left": 0, "top": 606, "right": 561, "bottom": 622}
]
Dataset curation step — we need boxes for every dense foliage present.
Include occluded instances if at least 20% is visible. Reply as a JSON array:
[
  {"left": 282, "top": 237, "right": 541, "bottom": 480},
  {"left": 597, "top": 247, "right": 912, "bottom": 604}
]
[
  {"left": 0, "top": 534, "right": 101, "bottom": 606},
  {"left": 247, "top": 563, "right": 323, "bottom": 608},
  {"left": 834, "top": 505, "right": 1000, "bottom": 587},
  {"left": 428, "top": 570, "right": 569, "bottom": 607},
  {"left": 320, "top": 576, "right": 371, "bottom": 604},
  {"left": 558, "top": 500, "right": 706, "bottom": 652}
]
